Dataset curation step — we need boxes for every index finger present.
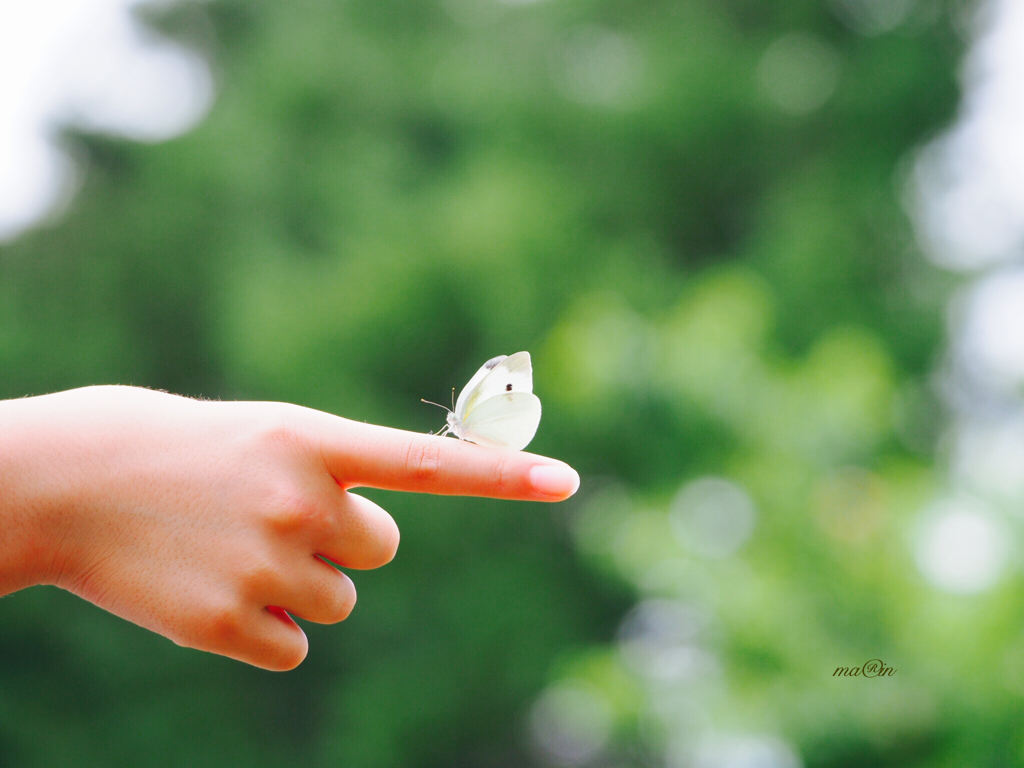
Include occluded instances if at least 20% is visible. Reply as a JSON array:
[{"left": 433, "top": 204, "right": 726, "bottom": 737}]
[{"left": 316, "top": 418, "right": 580, "bottom": 501}]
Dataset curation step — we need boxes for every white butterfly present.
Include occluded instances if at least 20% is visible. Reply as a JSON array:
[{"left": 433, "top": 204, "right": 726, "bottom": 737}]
[{"left": 426, "top": 351, "right": 542, "bottom": 451}]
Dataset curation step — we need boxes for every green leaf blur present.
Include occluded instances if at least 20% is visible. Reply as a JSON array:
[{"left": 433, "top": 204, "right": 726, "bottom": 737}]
[{"left": 0, "top": 0, "right": 988, "bottom": 766}]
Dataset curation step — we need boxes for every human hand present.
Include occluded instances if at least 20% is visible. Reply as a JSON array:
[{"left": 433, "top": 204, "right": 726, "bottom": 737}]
[{"left": 0, "top": 386, "right": 579, "bottom": 670}]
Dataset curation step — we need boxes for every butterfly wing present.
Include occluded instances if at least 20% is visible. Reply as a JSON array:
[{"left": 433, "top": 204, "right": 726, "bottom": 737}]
[
  {"left": 461, "top": 391, "right": 542, "bottom": 451},
  {"left": 457, "top": 351, "right": 534, "bottom": 420},
  {"left": 454, "top": 355, "right": 508, "bottom": 418}
]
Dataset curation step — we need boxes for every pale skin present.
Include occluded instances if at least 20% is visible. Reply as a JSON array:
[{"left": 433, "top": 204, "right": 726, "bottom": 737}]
[{"left": 0, "top": 385, "right": 580, "bottom": 671}]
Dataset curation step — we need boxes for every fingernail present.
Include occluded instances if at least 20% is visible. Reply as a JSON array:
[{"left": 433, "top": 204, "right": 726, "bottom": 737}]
[{"left": 530, "top": 464, "right": 581, "bottom": 498}]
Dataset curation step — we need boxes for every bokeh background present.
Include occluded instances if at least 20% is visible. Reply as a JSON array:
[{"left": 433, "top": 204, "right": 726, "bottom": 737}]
[{"left": 4, "top": 0, "right": 1024, "bottom": 765}]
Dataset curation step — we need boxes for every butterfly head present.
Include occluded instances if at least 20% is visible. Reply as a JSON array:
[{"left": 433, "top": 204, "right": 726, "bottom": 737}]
[{"left": 445, "top": 409, "right": 460, "bottom": 432}]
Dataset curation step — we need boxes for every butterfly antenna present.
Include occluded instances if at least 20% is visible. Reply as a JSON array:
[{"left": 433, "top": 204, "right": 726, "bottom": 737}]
[
  {"left": 421, "top": 398, "right": 451, "bottom": 412},
  {"left": 451, "top": 387, "right": 455, "bottom": 411}
]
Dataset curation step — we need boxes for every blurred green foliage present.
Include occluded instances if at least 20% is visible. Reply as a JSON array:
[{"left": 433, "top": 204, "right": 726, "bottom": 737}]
[{"left": 0, "top": 0, "right": 994, "bottom": 766}]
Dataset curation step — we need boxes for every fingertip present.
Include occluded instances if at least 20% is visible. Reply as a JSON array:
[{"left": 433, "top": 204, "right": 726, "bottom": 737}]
[{"left": 529, "top": 463, "right": 581, "bottom": 500}]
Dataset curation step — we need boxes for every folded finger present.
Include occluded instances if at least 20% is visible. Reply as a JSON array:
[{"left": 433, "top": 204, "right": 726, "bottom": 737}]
[
  {"left": 266, "top": 559, "right": 357, "bottom": 625},
  {"left": 206, "top": 605, "right": 309, "bottom": 672},
  {"left": 319, "top": 490, "right": 400, "bottom": 570}
]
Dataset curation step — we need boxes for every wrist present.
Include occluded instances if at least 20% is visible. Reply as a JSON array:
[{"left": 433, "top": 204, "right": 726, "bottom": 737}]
[{"left": 0, "top": 394, "right": 77, "bottom": 594}]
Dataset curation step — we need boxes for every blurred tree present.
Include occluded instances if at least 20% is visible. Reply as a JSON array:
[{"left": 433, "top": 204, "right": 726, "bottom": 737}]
[{"left": 0, "top": 0, "right": 981, "bottom": 766}]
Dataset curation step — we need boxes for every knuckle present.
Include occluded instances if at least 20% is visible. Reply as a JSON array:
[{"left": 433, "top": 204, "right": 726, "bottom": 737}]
[
  {"left": 255, "top": 409, "right": 303, "bottom": 450},
  {"left": 307, "top": 562, "right": 357, "bottom": 623},
  {"left": 236, "top": 554, "right": 281, "bottom": 599},
  {"left": 265, "top": 490, "right": 326, "bottom": 535},
  {"left": 202, "top": 600, "right": 249, "bottom": 650},
  {"left": 404, "top": 439, "right": 444, "bottom": 482},
  {"left": 250, "top": 404, "right": 316, "bottom": 461},
  {"left": 343, "top": 503, "right": 400, "bottom": 568},
  {"left": 265, "top": 636, "right": 308, "bottom": 672},
  {"left": 327, "top": 579, "right": 357, "bottom": 623},
  {"left": 375, "top": 518, "right": 401, "bottom": 567}
]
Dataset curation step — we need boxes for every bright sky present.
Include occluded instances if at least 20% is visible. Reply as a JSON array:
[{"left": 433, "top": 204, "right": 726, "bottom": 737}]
[
  {"left": 0, "top": 0, "right": 212, "bottom": 241},
  {"left": 914, "top": 0, "right": 1024, "bottom": 272},
  {"left": 911, "top": 0, "right": 1024, "bottom": 594}
]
